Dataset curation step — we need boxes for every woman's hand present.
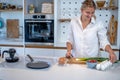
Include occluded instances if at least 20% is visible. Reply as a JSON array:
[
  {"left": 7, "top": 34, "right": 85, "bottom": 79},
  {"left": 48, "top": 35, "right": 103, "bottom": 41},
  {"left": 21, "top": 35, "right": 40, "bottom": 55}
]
[
  {"left": 109, "top": 52, "right": 117, "bottom": 63},
  {"left": 105, "top": 45, "right": 117, "bottom": 63},
  {"left": 66, "top": 42, "right": 73, "bottom": 58},
  {"left": 66, "top": 51, "right": 72, "bottom": 58}
]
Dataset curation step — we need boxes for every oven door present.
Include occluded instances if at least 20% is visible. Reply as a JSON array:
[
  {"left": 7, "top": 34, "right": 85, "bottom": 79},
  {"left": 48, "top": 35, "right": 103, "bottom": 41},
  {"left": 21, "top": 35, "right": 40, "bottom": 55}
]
[{"left": 25, "top": 19, "right": 54, "bottom": 44}]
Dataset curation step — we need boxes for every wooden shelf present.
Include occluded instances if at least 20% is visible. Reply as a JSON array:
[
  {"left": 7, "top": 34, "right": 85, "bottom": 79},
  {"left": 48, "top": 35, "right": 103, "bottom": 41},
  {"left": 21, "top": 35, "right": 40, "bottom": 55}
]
[
  {"left": 25, "top": 13, "right": 53, "bottom": 15},
  {"left": 58, "top": 19, "right": 71, "bottom": 22},
  {"left": 96, "top": 6, "right": 118, "bottom": 10},
  {"left": 58, "top": 7, "right": 118, "bottom": 23},
  {"left": 0, "top": 9, "right": 23, "bottom": 12}
]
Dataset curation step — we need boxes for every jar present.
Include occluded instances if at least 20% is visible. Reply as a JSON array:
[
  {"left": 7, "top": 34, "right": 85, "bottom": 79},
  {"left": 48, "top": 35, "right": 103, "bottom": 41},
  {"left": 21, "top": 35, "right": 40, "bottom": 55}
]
[{"left": 29, "top": 4, "right": 35, "bottom": 13}]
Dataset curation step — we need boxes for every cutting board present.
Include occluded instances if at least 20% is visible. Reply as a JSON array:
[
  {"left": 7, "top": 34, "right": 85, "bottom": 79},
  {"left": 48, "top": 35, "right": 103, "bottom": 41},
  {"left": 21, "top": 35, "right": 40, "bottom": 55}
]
[
  {"left": 7, "top": 19, "right": 19, "bottom": 38},
  {"left": 58, "top": 57, "right": 108, "bottom": 64},
  {"left": 109, "top": 15, "right": 118, "bottom": 44},
  {"left": 58, "top": 57, "right": 86, "bottom": 64}
]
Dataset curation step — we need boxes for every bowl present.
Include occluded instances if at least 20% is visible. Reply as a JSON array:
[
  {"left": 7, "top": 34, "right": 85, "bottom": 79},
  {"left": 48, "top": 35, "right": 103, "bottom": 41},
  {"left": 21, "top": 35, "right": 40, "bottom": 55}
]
[
  {"left": 86, "top": 60, "right": 97, "bottom": 69},
  {"left": 96, "top": 1, "right": 106, "bottom": 7}
]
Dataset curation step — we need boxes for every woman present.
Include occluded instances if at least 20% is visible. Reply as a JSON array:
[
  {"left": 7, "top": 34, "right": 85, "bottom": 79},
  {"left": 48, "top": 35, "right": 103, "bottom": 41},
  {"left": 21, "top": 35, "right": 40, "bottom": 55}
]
[{"left": 66, "top": 0, "right": 116, "bottom": 63}]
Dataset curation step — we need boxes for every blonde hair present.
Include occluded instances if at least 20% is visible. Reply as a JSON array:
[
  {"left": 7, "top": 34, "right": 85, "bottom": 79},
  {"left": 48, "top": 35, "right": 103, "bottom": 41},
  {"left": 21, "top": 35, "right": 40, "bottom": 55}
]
[{"left": 81, "top": 0, "right": 96, "bottom": 9}]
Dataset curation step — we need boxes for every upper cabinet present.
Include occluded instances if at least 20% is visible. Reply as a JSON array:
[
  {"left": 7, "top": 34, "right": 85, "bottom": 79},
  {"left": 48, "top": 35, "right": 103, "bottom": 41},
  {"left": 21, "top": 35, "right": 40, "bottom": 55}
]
[
  {"left": 0, "top": 0, "right": 23, "bottom": 12},
  {"left": 24, "top": 0, "right": 54, "bottom": 14},
  {"left": 0, "top": 0, "right": 24, "bottom": 45},
  {"left": 54, "top": 0, "right": 120, "bottom": 49}
]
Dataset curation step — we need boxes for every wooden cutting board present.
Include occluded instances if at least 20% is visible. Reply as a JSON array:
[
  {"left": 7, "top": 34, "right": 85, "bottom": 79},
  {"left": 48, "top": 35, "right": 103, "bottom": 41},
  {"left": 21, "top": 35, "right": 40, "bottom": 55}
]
[
  {"left": 7, "top": 19, "right": 19, "bottom": 38},
  {"left": 109, "top": 15, "right": 118, "bottom": 44},
  {"left": 58, "top": 57, "right": 86, "bottom": 64},
  {"left": 58, "top": 57, "right": 108, "bottom": 64}
]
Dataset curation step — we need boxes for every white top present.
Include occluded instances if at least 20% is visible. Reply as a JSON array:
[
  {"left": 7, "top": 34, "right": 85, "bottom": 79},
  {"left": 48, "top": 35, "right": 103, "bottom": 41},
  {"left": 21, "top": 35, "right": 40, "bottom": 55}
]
[{"left": 67, "top": 17, "right": 110, "bottom": 58}]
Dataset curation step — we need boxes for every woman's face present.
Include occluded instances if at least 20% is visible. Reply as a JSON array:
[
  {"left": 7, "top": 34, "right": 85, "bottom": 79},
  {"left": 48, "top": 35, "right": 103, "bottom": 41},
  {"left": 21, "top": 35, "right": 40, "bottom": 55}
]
[{"left": 81, "top": 7, "right": 95, "bottom": 20}]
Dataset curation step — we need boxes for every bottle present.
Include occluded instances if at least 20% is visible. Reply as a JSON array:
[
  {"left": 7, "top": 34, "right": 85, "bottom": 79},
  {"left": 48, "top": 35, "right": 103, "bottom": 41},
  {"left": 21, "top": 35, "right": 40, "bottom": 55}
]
[{"left": 29, "top": 4, "right": 35, "bottom": 13}]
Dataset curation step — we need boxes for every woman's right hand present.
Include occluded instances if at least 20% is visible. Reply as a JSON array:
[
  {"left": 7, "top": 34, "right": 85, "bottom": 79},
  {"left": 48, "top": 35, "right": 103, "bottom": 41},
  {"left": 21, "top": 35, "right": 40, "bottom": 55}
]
[{"left": 66, "top": 51, "right": 72, "bottom": 58}]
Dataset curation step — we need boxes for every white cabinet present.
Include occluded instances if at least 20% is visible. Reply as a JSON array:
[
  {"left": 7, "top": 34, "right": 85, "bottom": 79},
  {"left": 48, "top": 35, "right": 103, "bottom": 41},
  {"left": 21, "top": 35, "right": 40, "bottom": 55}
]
[
  {"left": 24, "top": 0, "right": 53, "bottom": 14},
  {"left": 0, "top": 0, "right": 24, "bottom": 44},
  {"left": 0, "top": 46, "right": 24, "bottom": 56},
  {"left": 24, "top": 48, "right": 67, "bottom": 57},
  {"left": 54, "top": 49, "right": 66, "bottom": 57},
  {"left": 24, "top": 48, "right": 54, "bottom": 57},
  {"left": 100, "top": 51, "right": 119, "bottom": 60},
  {"left": 54, "top": 0, "right": 120, "bottom": 50}
]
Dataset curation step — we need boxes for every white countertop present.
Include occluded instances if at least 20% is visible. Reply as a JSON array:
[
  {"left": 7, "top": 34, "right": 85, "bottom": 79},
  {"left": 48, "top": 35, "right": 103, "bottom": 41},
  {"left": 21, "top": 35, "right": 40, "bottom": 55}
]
[
  {"left": 0, "top": 57, "right": 120, "bottom": 80},
  {"left": 0, "top": 38, "right": 24, "bottom": 45}
]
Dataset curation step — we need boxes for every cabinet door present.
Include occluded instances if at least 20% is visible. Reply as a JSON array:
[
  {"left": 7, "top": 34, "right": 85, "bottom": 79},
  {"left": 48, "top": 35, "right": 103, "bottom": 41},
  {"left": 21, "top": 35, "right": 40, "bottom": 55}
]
[
  {"left": 0, "top": 46, "right": 24, "bottom": 57},
  {"left": 54, "top": 49, "right": 66, "bottom": 57},
  {"left": 7, "top": 19, "right": 19, "bottom": 38},
  {"left": 100, "top": 51, "right": 119, "bottom": 60},
  {"left": 24, "top": 48, "right": 54, "bottom": 57}
]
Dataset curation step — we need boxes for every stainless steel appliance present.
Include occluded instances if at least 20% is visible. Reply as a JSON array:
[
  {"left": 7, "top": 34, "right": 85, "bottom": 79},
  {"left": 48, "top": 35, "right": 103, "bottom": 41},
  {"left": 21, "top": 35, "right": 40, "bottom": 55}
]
[{"left": 24, "top": 15, "right": 54, "bottom": 45}]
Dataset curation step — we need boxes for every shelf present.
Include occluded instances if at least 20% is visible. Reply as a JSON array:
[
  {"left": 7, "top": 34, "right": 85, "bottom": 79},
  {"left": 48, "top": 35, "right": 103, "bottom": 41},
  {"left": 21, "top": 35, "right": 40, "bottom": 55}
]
[
  {"left": 0, "top": 9, "right": 23, "bottom": 12},
  {"left": 96, "top": 6, "right": 118, "bottom": 10},
  {"left": 58, "top": 19, "right": 71, "bottom": 22},
  {"left": 25, "top": 13, "right": 53, "bottom": 15}
]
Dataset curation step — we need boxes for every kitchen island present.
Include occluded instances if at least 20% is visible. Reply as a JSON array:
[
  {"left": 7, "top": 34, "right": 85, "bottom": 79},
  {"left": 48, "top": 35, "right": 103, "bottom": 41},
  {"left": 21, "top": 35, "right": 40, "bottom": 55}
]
[{"left": 0, "top": 57, "right": 120, "bottom": 80}]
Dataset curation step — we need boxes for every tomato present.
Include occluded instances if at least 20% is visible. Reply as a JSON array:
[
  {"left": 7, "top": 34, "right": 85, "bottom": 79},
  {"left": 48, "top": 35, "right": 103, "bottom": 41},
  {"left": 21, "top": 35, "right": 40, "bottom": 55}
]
[{"left": 88, "top": 59, "right": 97, "bottom": 63}]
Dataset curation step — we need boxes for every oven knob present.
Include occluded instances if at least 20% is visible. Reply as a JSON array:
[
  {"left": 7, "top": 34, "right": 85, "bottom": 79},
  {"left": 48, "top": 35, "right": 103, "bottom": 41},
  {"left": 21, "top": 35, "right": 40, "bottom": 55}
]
[{"left": 33, "top": 15, "right": 37, "bottom": 19}]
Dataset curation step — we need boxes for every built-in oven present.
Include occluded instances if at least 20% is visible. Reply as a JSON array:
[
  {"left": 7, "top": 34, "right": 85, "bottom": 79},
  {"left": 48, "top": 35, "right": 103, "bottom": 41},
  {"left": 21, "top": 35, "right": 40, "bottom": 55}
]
[{"left": 24, "top": 15, "right": 54, "bottom": 45}]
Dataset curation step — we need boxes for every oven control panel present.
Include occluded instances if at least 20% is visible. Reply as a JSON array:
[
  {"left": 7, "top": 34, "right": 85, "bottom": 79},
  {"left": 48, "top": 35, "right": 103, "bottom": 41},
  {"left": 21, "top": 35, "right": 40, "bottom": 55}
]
[
  {"left": 24, "top": 14, "right": 54, "bottom": 19},
  {"left": 32, "top": 15, "right": 45, "bottom": 19}
]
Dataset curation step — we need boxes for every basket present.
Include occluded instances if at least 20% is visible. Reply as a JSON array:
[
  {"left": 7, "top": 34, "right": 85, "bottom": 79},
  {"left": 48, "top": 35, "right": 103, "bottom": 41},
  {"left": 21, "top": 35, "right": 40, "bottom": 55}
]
[{"left": 96, "top": 1, "right": 106, "bottom": 7}]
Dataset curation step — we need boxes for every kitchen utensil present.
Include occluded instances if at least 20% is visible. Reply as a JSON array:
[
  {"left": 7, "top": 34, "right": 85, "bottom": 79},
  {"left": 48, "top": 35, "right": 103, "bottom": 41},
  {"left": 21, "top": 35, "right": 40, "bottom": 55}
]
[
  {"left": 86, "top": 60, "right": 98, "bottom": 69},
  {"left": 26, "top": 54, "right": 50, "bottom": 69},
  {"left": 58, "top": 57, "right": 108, "bottom": 64},
  {"left": 59, "top": 55, "right": 73, "bottom": 65},
  {"left": 7, "top": 19, "right": 19, "bottom": 38},
  {"left": 109, "top": 0, "right": 114, "bottom": 7},
  {"left": 109, "top": 15, "right": 118, "bottom": 44},
  {"left": 2, "top": 48, "right": 19, "bottom": 62},
  {"left": 96, "top": 1, "right": 106, "bottom": 7},
  {"left": 58, "top": 57, "right": 86, "bottom": 64}
]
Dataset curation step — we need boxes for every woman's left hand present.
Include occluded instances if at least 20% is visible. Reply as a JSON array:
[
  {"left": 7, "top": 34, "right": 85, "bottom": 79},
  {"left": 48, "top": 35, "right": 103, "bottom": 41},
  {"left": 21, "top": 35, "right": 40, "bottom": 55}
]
[
  {"left": 105, "top": 45, "right": 117, "bottom": 63},
  {"left": 109, "top": 52, "right": 117, "bottom": 63}
]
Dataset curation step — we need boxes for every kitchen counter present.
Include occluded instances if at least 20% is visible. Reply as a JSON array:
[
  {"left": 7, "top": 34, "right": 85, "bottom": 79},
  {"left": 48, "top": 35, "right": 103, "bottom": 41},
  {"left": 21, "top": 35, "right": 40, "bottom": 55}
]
[
  {"left": 0, "top": 56, "right": 120, "bottom": 80},
  {"left": 0, "top": 38, "right": 24, "bottom": 46}
]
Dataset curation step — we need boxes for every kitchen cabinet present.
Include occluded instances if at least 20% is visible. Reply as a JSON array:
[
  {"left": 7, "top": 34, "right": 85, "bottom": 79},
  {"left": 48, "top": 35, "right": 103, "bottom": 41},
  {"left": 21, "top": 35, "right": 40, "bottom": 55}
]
[
  {"left": 54, "top": 0, "right": 120, "bottom": 50},
  {"left": 0, "top": 9, "right": 22, "bottom": 12},
  {"left": 24, "top": 0, "right": 53, "bottom": 14},
  {"left": 24, "top": 48, "right": 54, "bottom": 57},
  {"left": 24, "top": 48, "right": 66, "bottom": 57},
  {"left": 100, "top": 51, "right": 119, "bottom": 60},
  {"left": 54, "top": 49, "right": 66, "bottom": 57},
  {"left": 0, "top": 0, "right": 24, "bottom": 45},
  {"left": 0, "top": 46, "right": 24, "bottom": 57}
]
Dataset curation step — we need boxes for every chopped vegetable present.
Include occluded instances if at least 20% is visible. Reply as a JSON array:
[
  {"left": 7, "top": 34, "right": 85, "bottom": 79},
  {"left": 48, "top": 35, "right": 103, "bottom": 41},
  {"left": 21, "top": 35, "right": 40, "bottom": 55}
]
[{"left": 77, "top": 57, "right": 108, "bottom": 62}]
